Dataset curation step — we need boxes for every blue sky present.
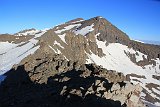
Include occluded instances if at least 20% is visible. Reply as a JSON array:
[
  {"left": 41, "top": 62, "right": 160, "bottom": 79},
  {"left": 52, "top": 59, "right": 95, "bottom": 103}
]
[{"left": 0, "top": 0, "right": 160, "bottom": 41}]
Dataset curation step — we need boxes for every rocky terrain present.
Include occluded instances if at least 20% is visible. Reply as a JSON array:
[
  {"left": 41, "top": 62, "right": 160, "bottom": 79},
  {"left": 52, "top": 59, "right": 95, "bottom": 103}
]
[
  {"left": 0, "top": 16, "right": 160, "bottom": 106},
  {"left": 0, "top": 53, "right": 145, "bottom": 107}
]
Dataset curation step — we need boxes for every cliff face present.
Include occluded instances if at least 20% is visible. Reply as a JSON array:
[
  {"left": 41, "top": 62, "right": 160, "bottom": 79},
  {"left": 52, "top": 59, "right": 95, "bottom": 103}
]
[
  {"left": 0, "top": 53, "right": 146, "bottom": 107},
  {"left": 0, "top": 16, "right": 160, "bottom": 106}
]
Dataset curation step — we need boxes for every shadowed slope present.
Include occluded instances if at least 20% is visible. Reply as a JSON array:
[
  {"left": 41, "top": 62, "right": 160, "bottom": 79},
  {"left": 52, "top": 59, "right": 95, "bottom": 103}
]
[{"left": 0, "top": 65, "right": 123, "bottom": 107}]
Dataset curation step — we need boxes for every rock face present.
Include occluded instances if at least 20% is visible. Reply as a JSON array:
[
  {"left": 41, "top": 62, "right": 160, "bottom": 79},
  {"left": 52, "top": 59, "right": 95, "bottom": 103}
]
[
  {"left": 0, "top": 53, "right": 146, "bottom": 107},
  {"left": 0, "top": 16, "right": 160, "bottom": 106}
]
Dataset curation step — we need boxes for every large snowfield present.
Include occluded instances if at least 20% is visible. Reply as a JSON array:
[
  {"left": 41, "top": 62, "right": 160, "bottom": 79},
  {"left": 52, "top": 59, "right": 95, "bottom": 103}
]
[{"left": 0, "top": 31, "right": 46, "bottom": 82}]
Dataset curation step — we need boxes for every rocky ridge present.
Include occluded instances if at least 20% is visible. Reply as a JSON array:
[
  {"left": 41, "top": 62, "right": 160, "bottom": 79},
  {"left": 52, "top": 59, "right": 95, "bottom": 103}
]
[{"left": 0, "top": 53, "right": 146, "bottom": 107}]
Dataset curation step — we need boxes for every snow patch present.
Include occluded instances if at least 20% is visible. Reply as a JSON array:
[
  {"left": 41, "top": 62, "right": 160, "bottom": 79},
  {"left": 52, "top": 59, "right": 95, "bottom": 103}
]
[
  {"left": 54, "top": 41, "right": 64, "bottom": 49},
  {"left": 55, "top": 24, "right": 81, "bottom": 34},
  {"left": 71, "top": 20, "right": 84, "bottom": 24},
  {"left": 49, "top": 45, "right": 57, "bottom": 53},
  {"left": 99, "top": 16, "right": 103, "bottom": 18},
  {"left": 63, "top": 55, "right": 69, "bottom": 61},
  {"left": 74, "top": 23, "right": 94, "bottom": 36},
  {"left": 0, "top": 45, "right": 40, "bottom": 75},
  {"left": 58, "top": 33, "right": 66, "bottom": 43},
  {"left": 140, "top": 92, "right": 146, "bottom": 99},
  {"left": 49, "top": 45, "right": 61, "bottom": 54},
  {"left": 143, "top": 100, "right": 160, "bottom": 107},
  {"left": 125, "top": 49, "right": 147, "bottom": 62},
  {"left": 0, "top": 42, "right": 18, "bottom": 54},
  {"left": 15, "top": 29, "right": 40, "bottom": 36},
  {"left": 155, "top": 102, "right": 160, "bottom": 106},
  {"left": 34, "top": 31, "right": 46, "bottom": 38},
  {"left": 0, "top": 31, "right": 46, "bottom": 76},
  {"left": 133, "top": 40, "right": 145, "bottom": 43},
  {"left": 96, "top": 33, "right": 100, "bottom": 36},
  {"left": 152, "top": 88, "right": 160, "bottom": 95},
  {"left": 135, "top": 51, "right": 147, "bottom": 62}
]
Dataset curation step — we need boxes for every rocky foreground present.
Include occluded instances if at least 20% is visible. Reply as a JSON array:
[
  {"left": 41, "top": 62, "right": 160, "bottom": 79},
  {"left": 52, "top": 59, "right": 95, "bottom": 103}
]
[{"left": 0, "top": 53, "right": 146, "bottom": 107}]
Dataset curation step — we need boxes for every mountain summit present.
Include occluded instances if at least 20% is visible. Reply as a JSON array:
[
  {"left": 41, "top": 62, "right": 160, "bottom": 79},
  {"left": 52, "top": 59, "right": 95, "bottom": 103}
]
[{"left": 0, "top": 16, "right": 160, "bottom": 107}]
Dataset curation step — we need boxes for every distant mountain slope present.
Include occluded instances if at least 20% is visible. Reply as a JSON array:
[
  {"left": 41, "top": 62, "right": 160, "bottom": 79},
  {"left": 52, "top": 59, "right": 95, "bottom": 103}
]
[
  {"left": 0, "top": 16, "right": 160, "bottom": 107},
  {"left": 142, "top": 40, "right": 160, "bottom": 45}
]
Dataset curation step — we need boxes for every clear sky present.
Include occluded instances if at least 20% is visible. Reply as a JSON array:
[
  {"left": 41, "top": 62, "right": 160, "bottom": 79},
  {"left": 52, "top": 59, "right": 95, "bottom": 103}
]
[{"left": 0, "top": 0, "right": 160, "bottom": 41}]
